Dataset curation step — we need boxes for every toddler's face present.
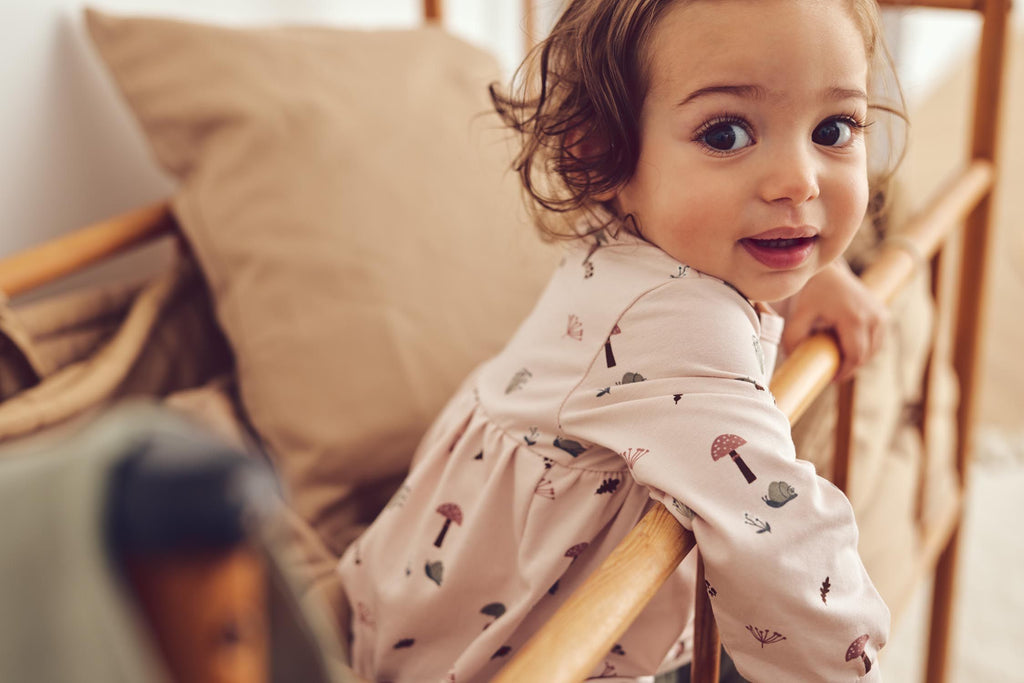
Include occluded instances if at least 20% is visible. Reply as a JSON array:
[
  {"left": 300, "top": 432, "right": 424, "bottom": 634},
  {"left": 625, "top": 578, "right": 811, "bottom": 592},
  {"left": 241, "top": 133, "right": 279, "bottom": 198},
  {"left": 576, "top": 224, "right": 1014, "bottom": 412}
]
[{"left": 616, "top": 0, "right": 870, "bottom": 302}]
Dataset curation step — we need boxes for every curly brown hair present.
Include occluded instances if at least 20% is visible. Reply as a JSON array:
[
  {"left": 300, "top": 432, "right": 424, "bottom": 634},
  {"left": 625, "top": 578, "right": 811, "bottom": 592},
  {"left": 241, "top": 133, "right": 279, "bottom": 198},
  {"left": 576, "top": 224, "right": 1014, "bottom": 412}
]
[{"left": 490, "top": 0, "right": 907, "bottom": 242}]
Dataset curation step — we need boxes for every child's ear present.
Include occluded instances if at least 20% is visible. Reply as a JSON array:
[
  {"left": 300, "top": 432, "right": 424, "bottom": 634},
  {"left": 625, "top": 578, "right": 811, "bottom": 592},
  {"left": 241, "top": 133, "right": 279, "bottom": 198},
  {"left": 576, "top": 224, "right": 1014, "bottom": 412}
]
[{"left": 564, "top": 127, "right": 619, "bottom": 202}]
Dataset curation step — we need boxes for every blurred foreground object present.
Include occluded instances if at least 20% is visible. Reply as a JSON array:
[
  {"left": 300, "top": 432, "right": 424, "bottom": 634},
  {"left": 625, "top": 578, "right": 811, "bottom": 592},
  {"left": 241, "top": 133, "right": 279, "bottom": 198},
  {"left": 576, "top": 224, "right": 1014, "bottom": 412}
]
[{"left": 0, "top": 402, "right": 343, "bottom": 683}]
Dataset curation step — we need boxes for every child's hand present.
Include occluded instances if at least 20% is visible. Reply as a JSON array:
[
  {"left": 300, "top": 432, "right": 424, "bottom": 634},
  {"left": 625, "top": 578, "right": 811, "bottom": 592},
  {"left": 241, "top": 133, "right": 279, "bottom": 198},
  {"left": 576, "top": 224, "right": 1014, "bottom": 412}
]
[{"left": 780, "top": 259, "right": 888, "bottom": 382}]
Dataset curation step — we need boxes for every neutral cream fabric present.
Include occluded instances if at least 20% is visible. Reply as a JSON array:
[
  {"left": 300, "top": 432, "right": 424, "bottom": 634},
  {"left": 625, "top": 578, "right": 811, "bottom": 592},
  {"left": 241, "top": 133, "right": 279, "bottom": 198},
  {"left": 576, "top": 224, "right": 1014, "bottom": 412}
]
[{"left": 84, "top": 9, "right": 559, "bottom": 560}]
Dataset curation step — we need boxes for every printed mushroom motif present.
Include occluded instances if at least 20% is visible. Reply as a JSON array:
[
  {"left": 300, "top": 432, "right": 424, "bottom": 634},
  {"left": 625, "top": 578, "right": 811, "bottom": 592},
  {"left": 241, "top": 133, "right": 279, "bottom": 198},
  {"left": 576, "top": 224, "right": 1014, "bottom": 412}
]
[
  {"left": 565, "top": 542, "right": 590, "bottom": 565},
  {"left": 711, "top": 434, "right": 757, "bottom": 483},
  {"left": 846, "top": 634, "right": 872, "bottom": 674},
  {"left": 604, "top": 324, "right": 621, "bottom": 368},
  {"left": 433, "top": 503, "right": 463, "bottom": 548}
]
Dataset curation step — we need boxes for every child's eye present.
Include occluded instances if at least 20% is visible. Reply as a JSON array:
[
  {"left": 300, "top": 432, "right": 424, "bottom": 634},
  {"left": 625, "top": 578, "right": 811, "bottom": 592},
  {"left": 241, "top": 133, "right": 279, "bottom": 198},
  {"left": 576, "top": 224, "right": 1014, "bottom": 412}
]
[
  {"left": 812, "top": 117, "right": 862, "bottom": 147},
  {"left": 697, "top": 121, "right": 753, "bottom": 152}
]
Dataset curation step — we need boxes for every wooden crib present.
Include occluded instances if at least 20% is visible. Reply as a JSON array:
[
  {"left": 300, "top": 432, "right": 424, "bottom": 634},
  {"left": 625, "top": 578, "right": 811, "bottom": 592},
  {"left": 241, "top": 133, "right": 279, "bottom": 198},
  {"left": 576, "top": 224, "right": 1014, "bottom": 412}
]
[{"left": 0, "top": 0, "right": 1010, "bottom": 681}]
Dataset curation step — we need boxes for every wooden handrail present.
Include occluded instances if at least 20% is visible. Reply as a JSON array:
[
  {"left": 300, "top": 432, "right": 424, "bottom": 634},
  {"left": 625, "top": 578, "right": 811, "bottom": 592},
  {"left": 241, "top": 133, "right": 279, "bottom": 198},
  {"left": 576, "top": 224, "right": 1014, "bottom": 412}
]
[
  {"left": 0, "top": 201, "right": 174, "bottom": 298},
  {"left": 497, "top": 159, "right": 993, "bottom": 681}
]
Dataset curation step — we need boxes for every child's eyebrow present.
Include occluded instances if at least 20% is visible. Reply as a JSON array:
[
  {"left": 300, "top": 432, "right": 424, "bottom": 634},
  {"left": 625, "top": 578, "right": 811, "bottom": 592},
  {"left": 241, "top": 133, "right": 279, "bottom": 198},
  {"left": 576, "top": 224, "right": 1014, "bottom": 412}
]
[
  {"left": 827, "top": 86, "right": 869, "bottom": 102},
  {"left": 675, "top": 84, "right": 766, "bottom": 108},
  {"left": 675, "top": 84, "right": 868, "bottom": 108}
]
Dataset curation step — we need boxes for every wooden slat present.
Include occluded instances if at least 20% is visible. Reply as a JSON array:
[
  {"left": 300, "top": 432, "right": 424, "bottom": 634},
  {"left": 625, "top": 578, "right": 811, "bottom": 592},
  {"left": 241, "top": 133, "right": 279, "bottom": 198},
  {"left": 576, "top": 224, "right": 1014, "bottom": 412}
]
[
  {"left": 492, "top": 505, "right": 695, "bottom": 682},
  {"left": 424, "top": 0, "right": 442, "bottom": 22},
  {"left": 691, "top": 554, "right": 720, "bottom": 683},
  {"left": 832, "top": 380, "right": 857, "bottom": 495},
  {"left": 0, "top": 201, "right": 174, "bottom": 298},
  {"left": 927, "top": 1, "right": 1010, "bottom": 680}
]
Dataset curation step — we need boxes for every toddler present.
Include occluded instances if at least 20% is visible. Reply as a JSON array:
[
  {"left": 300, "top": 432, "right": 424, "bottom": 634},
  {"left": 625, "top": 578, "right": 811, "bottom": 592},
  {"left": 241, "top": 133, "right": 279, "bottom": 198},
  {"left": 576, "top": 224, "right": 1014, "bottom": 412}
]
[{"left": 339, "top": 0, "right": 904, "bottom": 680}]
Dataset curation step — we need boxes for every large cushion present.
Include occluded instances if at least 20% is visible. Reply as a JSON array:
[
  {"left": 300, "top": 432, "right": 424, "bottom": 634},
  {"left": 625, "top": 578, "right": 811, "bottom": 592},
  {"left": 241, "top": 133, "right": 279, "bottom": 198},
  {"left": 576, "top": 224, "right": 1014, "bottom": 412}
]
[{"left": 85, "top": 9, "right": 557, "bottom": 556}]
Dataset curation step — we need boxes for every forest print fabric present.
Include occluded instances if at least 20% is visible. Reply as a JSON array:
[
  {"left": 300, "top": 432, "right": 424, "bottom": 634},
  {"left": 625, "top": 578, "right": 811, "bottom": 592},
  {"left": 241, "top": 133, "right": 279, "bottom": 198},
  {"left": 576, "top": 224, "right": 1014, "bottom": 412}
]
[{"left": 337, "top": 231, "right": 888, "bottom": 682}]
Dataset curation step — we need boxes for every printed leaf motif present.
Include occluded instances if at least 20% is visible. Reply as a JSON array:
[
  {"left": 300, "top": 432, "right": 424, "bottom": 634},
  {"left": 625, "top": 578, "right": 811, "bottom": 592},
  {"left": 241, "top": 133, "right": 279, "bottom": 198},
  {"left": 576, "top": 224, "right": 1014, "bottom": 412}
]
[
  {"left": 673, "top": 393, "right": 683, "bottom": 404},
  {"left": 425, "top": 561, "right": 444, "bottom": 586},
  {"left": 524, "top": 427, "right": 539, "bottom": 445},
  {"left": 583, "top": 260, "right": 595, "bottom": 279},
  {"left": 596, "top": 387, "right": 611, "bottom": 397},
  {"left": 473, "top": 451, "right": 483, "bottom": 461},
  {"left": 610, "top": 644, "right": 626, "bottom": 656},
  {"left": 820, "top": 576, "right": 831, "bottom": 604},
  {"left": 393, "top": 638, "right": 415, "bottom": 649},
  {"left": 672, "top": 498, "right": 696, "bottom": 520},
  {"left": 595, "top": 477, "right": 620, "bottom": 495},
  {"left": 505, "top": 368, "right": 532, "bottom": 394},
  {"left": 753, "top": 334, "right": 766, "bottom": 374},
  {"left": 746, "top": 625, "right": 787, "bottom": 648},
  {"left": 670, "top": 265, "right": 691, "bottom": 279},
  {"left": 620, "top": 447, "right": 650, "bottom": 470},
  {"left": 384, "top": 484, "right": 410, "bottom": 512},
  {"left": 491, "top": 646, "right": 512, "bottom": 660},
  {"left": 762, "top": 481, "right": 798, "bottom": 508},
  {"left": 743, "top": 512, "right": 771, "bottom": 533},
  {"left": 704, "top": 579, "right": 717, "bottom": 597},
  {"left": 566, "top": 314, "right": 584, "bottom": 341}
]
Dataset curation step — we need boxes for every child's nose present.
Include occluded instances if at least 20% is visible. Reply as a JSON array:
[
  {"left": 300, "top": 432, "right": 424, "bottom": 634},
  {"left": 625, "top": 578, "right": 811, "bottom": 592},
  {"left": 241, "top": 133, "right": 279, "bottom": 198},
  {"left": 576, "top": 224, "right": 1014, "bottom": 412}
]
[{"left": 758, "top": 144, "right": 820, "bottom": 206}]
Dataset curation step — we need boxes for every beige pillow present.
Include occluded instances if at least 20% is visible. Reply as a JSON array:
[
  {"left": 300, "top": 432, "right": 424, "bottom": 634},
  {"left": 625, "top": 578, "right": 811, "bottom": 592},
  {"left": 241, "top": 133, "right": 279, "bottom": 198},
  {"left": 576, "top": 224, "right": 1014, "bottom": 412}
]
[{"left": 85, "top": 9, "right": 557, "bottom": 555}]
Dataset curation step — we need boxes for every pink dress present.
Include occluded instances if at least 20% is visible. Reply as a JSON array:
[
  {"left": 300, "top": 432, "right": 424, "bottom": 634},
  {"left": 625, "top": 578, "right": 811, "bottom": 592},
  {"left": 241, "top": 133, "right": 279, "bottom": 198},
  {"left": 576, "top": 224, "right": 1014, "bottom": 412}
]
[{"left": 338, "top": 231, "right": 889, "bottom": 682}]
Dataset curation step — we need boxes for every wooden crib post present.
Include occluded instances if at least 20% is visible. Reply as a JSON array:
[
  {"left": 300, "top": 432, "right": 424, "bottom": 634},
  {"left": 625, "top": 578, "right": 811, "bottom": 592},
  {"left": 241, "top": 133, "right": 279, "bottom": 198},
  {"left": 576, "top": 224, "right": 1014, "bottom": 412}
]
[
  {"left": 691, "top": 554, "right": 720, "bottom": 683},
  {"left": 424, "top": 0, "right": 442, "bottom": 23},
  {"left": 925, "top": 0, "right": 1010, "bottom": 681}
]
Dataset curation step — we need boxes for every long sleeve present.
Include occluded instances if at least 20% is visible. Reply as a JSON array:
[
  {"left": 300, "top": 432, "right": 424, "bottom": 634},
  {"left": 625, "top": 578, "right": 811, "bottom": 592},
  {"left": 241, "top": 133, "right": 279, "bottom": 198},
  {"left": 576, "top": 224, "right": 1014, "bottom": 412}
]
[{"left": 558, "top": 275, "right": 889, "bottom": 682}]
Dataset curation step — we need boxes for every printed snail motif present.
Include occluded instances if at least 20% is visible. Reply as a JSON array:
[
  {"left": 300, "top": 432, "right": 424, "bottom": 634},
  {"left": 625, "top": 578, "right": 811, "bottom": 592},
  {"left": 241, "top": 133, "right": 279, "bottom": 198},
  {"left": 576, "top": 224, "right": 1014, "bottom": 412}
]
[{"left": 762, "top": 481, "right": 798, "bottom": 508}]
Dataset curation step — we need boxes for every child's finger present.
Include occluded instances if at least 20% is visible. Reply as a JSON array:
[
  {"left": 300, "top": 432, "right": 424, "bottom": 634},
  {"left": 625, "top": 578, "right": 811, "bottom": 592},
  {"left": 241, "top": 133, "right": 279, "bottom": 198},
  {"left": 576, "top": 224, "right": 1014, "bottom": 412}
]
[
  {"left": 781, "top": 309, "right": 819, "bottom": 354},
  {"left": 834, "top": 321, "right": 871, "bottom": 382}
]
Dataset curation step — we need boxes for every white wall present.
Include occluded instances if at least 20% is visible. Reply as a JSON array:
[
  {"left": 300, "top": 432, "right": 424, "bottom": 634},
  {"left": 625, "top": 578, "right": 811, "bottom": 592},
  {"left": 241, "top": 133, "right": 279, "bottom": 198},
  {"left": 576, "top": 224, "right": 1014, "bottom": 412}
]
[{"left": 0, "top": 0, "right": 529, "bottom": 258}]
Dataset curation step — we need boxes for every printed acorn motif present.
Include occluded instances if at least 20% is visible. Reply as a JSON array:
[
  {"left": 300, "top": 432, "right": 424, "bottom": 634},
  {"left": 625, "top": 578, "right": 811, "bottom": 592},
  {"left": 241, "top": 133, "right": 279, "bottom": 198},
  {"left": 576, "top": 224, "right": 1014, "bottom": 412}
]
[
  {"left": 554, "top": 436, "right": 587, "bottom": 457},
  {"left": 762, "top": 481, "right": 798, "bottom": 507},
  {"left": 617, "top": 371, "right": 646, "bottom": 384},
  {"left": 846, "top": 634, "right": 872, "bottom": 674},
  {"left": 425, "top": 561, "right": 444, "bottom": 586},
  {"left": 480, "top": 602, "right": 506, "bottom": 629},
  {"left": 433, "top": 503, "right": 463, "bottom": 548},
  {"left": 711, "top": 434, "right": 757, "bottom": 483}
]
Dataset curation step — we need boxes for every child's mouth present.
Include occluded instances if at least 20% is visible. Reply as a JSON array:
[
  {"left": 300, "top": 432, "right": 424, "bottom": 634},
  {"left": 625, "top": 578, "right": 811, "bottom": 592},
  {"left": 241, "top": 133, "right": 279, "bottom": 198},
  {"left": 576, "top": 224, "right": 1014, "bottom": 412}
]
[{"left": 740, "top": 236, "right": 818, "bottom": 269}]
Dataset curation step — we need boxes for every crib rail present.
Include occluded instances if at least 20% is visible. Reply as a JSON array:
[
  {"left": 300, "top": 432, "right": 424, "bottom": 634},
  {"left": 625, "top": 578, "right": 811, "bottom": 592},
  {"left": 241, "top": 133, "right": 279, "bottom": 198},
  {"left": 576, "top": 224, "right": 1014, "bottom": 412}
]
[{"left": 0, "top": 201, "right": 174, "bottom": 298}]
